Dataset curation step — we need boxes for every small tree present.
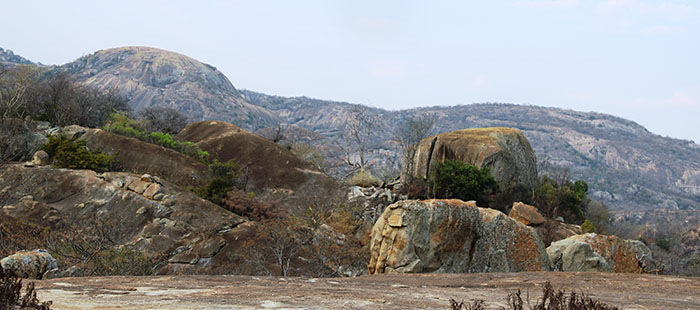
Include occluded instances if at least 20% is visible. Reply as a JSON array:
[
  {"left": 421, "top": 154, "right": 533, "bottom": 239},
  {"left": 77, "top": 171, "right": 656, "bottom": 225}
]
[{"left": 431, "top": 159, "right": 499, "bottom": 208}]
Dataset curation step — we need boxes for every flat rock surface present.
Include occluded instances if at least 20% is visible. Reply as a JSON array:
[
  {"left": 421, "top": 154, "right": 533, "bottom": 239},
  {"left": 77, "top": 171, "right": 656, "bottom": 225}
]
[{"left": 34, "top": 272, "right": 699, "bottom": 309}]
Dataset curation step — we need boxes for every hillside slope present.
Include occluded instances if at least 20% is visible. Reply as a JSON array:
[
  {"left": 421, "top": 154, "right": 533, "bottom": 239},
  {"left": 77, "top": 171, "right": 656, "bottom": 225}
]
[
  {"left": 241, "top": 90, "right": 700, "bottom": 213},
  {"left": 57, "top": 46, "right": 279, "bottom": 130}
]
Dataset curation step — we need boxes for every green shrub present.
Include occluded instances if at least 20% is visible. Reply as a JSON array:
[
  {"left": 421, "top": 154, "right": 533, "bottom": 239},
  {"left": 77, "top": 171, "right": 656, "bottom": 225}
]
[
  {"left": 42, "top": 135, "right": 118, "bottom": 172},
  {"left": 103, "top": 112, "right": 209, "bottom": 163},
  {"left": 190, "top": 159, "right": 241, "bottom": 204},
  {"left": 431, "top": 159, "right": 499, "bottom": 208},
  {"left": 581, "top": 219, "right": 596, "bottom": 233},
  {"left": 533, "top": 176, "right": 588, "bottom": 224},
  {"left": 347, "top": 170, "right": 381, "bottom": 187}
]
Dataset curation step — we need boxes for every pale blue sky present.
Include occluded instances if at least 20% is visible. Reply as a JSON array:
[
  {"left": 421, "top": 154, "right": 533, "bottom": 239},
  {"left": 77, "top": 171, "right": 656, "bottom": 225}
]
[{"left": 2, "top": 0, "right": 699, "bottom": 142}]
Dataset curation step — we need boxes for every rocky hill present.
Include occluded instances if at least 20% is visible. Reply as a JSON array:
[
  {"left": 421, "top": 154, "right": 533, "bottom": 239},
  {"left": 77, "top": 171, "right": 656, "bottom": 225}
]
[
  {"left": 0, "top": 47, "right": 35, "bottom": 66},
  {"left": 56, "top": 47, "right": 280, "bottom": 130},
  {"left": 3, "top": 46, "right": 696, "bottom": 213},
  {"left": 240, "top": 90, "right": 700, "bottom": 213}
]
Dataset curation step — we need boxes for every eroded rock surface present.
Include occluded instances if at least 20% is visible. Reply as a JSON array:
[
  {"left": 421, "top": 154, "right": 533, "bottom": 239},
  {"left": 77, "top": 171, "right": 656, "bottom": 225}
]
[
  {"left": 0, "top": 164, "right": 248, "bottom": 274},
  {"left": 368, "top": 199, "right": 550, "bottom": 274},
  {"left": 547, "top": 233, "right": 652, "bottom": 273},
  {"left": 508, "top": 202, "right": 544, "bottom": 226}
]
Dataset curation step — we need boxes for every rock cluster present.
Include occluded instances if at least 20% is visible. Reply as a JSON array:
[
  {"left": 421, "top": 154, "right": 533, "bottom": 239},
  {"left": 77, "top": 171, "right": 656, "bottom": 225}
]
[
  {"left": 508, "top": 202, "right": 545, "bottom": 226},
  {"left": 368, "top": 199, "right": 550, "bottom": 274},
  {"left": 547, "top": 233, "right": 652, "bottom": 273}
]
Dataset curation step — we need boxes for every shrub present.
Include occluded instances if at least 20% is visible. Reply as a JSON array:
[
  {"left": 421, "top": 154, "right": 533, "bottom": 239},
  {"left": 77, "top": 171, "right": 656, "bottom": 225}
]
[
  {"left": 138, "top": 106, "right": 188, "bottom": 135},
  {"left": 220, "top": 188, "right": 283, "bottom": 221},
  {"left": 430, "top": 159, "right": 499, "bottom": 208},
  {"left": 0, "top": 268, "right": 52, "bottom": 310},
  {"left": 347, "top": 170, "right": 381, "bottom": 187},
  {"left": 533, "top": 176, "right": 588, "bottom": 224},
  {"left": 42, "top": 135, "right": 118, "bottom": 172},
  {"left": 0, "top": 118, "right": 42, "bottom": 165},
  {"left": 104, "top": 112, "right": 209, "bottom": 163},
  {"left": 191, "top": 159, "right": 241, "bottom": 205},
  {"left": 581, "top": 219, "right": 596, "bottom": 233}
]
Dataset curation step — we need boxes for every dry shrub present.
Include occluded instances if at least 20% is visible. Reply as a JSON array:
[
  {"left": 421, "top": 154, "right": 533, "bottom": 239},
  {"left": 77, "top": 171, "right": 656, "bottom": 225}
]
[
  {"left": 220, "top": 189, "right": 284, "bottom": 221},
  {"left": 0, "top": 268, "right": 51, "bottom": 310},
  {"left": 450, "top": 282, "right": 619, "bottom": 310},
  {"left": 347, "top": 171, "right": 381, "bottom": 187},
  {"left": 0, "top": 215, "right": 52, "bottom": 257}
]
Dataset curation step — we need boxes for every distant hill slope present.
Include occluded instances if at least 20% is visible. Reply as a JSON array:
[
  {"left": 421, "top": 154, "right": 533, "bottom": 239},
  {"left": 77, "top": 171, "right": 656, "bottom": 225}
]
[
  {"left": 240, "top": 90, "right": 700, "bottom": 212},
  {"left": 56, "top": 46, "right": 280, "bottom": 130},
  {"left": 0, "top": 47, "right": 35, "bottom": 66}
]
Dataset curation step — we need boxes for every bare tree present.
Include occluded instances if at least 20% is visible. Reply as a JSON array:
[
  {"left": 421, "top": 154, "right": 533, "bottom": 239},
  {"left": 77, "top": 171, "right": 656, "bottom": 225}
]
[
  {"left": 139, "top": 106, "right": 189, "bottom": 134},
  {"left": 343, "top": 106, "right": 381, "bottom": 175},
  {"left": 393, "top": 114, "right": 435, "bottom": 183},
  {"left": 256, "top": 122, "right": 286, "bottom": 143}
]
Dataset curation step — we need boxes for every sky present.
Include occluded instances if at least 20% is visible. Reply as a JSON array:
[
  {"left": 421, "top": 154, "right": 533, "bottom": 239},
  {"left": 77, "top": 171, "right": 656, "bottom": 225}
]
[{"left": 2, "top": 0, "right": 699, "bottom": 143}]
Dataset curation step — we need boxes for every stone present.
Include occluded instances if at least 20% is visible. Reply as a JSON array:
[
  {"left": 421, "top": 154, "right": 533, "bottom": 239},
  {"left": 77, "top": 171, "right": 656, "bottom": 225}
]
[
  {"left": 0, "top": 250, "right": 58, "bottom": 279},
  {"left": 61, "top": 125, "right": 87, "bottom": 140},
  {"left": 193, "top": 237, "right": 227, "bottom": 258},
  {"left": 168, "top": 250, "right": 199, "bottom": 264},
  {"left": 547, "top": 233, "right": 652, "bottom": 273},
  {"left": 136, "top": 206, "right": 148, "bottom": 215},
  {"left": 140, "top": 174, "right": 155, "bottom": 182},
  {"left": 368, "top": 199, "right": 550, "bottom": 274},
  {"left": 32, "top": 150, "right": 50, "bottom": 166},
  {"left": 508, "top": 202, "right": 545, "bottom": 226},
  {"left": 127, "top": 180, "right": 151, "bottom": 194},
  {"left": 143, "top": 183, "right": 162, "bottom": 199},
  {"left": 406, "top": 127, "right": 537, "bottom": 206},
  {"left": 152, "top": 193, "right": 166, "bottom": 201}
]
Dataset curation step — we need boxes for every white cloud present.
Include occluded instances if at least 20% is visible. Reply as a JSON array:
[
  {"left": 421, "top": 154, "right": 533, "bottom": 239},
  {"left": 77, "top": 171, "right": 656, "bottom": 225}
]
[
  {"left": 514, "top": 0, "right": 580, "bottom": 9},
  {"left": 666, "top": 92, "right": 699, "bottom": 108},
  {"left": 597, "top": 0, "right": 641, "bottom": 15}
]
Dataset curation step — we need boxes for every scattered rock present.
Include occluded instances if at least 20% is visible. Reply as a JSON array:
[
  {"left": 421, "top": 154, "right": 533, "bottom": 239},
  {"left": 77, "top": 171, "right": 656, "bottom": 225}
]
[
  {"left": 547, "top": 233, "right": 652, "bottom": 273},
  {"left": 0, "top": 250, "right": 58, "bottom": 279},
  {"left": 368, "top": 199, "right": 550, "bottom": 274},
  {"left": 32, "top": 150, "right": 50, "bottom": 166},
  {"left": 509, "top": 202, "right": 545, "bottom": 226}
]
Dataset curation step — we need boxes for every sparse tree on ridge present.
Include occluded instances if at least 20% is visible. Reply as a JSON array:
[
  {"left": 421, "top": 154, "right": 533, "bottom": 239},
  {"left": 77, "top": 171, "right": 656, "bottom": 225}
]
[
  {"left": 393, "top": 114, "right": 435, "bottom": 184},
  {"left": 343, "top": 105, "right": 381, "bottom": 176}
]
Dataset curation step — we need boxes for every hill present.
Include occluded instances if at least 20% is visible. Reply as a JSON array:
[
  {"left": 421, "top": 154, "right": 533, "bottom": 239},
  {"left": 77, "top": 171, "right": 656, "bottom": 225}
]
[
  {"left": 240, "top": 90, "right": 700, "bottom": 213},
  {"left": 56, "top": 46, "right": 280, "bottom": 130}
]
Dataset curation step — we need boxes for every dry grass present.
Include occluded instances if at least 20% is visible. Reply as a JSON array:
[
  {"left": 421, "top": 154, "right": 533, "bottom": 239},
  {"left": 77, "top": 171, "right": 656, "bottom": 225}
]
[
  {"left": 450, "top": 282, "right": 619, "bottom": 310},
  {"left": 0, "top": 268, "right": 52, "bottom": 310}
]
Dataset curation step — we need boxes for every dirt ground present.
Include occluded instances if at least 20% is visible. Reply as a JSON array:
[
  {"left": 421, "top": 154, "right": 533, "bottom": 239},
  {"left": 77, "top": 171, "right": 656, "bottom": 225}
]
[{"left": 33, "top": 272, "right": 699, "bottom": 309}]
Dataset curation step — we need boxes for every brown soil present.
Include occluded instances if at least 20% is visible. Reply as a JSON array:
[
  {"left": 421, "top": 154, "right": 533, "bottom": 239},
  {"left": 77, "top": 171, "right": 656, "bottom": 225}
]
[{"left": 35, "top": 272, "right": 699, "bottom": 309}]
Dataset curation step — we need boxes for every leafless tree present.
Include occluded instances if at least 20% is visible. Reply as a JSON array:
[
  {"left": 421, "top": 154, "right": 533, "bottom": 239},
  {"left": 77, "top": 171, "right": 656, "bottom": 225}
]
[
  {"left": 139, "top": 106, "right": 189, "bottom": 134},
  {"left": 393, "top": 114, "right": 435, "bottom": 183},
  {"left": 256, "top": 122, "right": 286, "bottom": 143},
  {"left": 343, "top": 106, "right": 381, "bottom": 175}
]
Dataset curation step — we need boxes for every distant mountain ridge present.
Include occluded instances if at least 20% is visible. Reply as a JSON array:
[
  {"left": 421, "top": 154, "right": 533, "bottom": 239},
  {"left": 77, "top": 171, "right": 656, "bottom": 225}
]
[
  {"left": 3, "top": 46, "right": 698, "bottom": 213},
  {"left": 0, "top": 47, "right": 35, "bottom": 66},
  {"left": 240, "top": 90, "right": 700, "bottom": 212}
]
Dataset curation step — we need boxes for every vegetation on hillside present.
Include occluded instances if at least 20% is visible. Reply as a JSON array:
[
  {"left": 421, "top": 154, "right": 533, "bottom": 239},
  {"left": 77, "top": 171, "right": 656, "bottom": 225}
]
[
  {"left": 42, "top": 135, "right": 119, "bottom": 172},
  {"left": 430, "top": 159, "right": 499, "bottom": 208}
]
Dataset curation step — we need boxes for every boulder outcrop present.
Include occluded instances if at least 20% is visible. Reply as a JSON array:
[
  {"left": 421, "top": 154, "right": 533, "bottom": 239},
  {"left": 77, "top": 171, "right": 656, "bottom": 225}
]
[
  {"left": 368, "top": 199, "right": 550, "bottom": 274},
  {"left": 406, "top": 127, "right": 537, "bottom": 202},
  {"left": 547, "top": 233, "right": 652, "bottom": 273},
  {"left": 0, "top": 250, "right": 57, "bottom": 279},
  {"left": 0, "top": 164, "right": 248, "bottom": 274}
]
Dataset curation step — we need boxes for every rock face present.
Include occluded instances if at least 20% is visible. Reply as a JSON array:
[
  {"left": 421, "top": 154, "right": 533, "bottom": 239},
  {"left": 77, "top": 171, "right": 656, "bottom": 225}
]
[
  {"left": 368, "top": 199, "right": 550, "bottom": 274},
  {"left": 176, "top": 121, "right": 342, "bottom": 201},
  {"left": 509, "top": 202, "right": 544, "bottom": 226},
  {"left": 0, "top": 164, "right": 249, "bottom": 274},
  {"left": 59, "top": 46, "right": 279, "bottom": 130},
  {"left": 408, "top": 127, "right": 537, "bottom": 201},
  {"left": 547, "top": 233, "right": 652, "bottom": 273},
  {"left": 0, "top": 250, "right": 57, "bottom": 279}
]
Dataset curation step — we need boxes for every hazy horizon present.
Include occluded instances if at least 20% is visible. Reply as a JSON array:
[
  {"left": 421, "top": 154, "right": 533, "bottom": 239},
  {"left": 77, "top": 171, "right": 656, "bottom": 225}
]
[{"left": 2, "top": 0, "right": 698, "bottom": 142}]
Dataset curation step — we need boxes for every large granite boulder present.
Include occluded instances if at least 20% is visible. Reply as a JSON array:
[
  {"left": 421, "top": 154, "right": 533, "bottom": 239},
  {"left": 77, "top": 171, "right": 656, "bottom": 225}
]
[
  {"left": 368, "top": 199, "right": 550, "bottom": 274},
  {"left": 547, "top": 233, "right": 652, "bottom": 273},
  {"left": 406, "top": 127, "right": 537, "bottom": 202},
  {"left": 0, "top": 250, "right": 57, "bottom": 279}
]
